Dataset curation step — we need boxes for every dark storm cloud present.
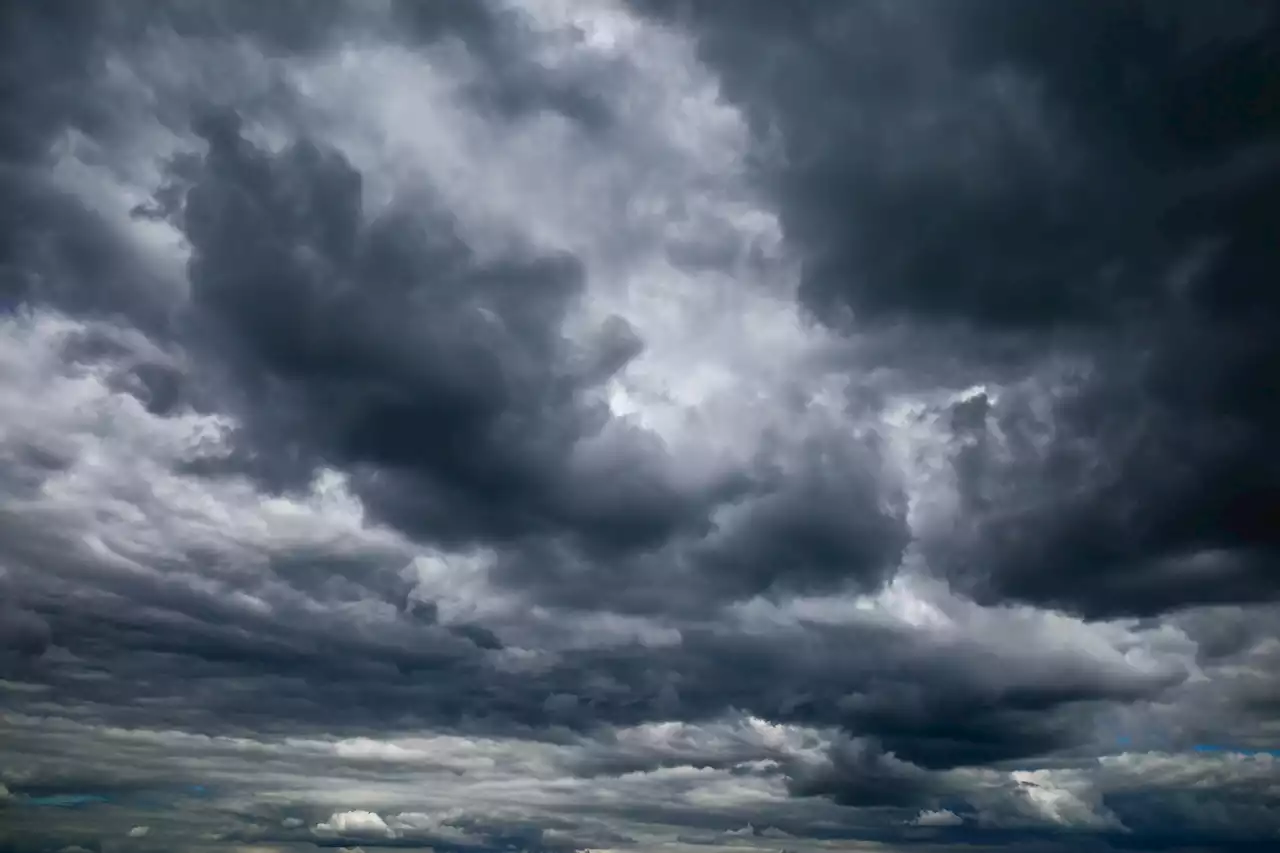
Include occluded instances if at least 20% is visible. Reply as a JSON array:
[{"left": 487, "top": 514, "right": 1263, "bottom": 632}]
[
  {"left": 167, "top": 110, "right": 712, "bottom": 554},
  {"left": 0, "top": 0, "right": 153, "bottom": 320},
  {"left": 637, "top": 0, "right": 1280, "bottom": 618},
  {"left": 786, "top": 737, "right": 937, "bottom": 808},
  {"left": 0, "top": 0, "right": 486, "bottom": 327},
  {"left": 3, "top": 1, "right": 1280, "bottom": 852},
  {"left": 0, "top": 0, "right": 601, "bottom": 322},
  {"left": 0, "top": 601, "right": 51, "bottom": 668},
  {"left": 937, "top": 380, "right": 1280, "bottom": 618},
  {"left": 0, "top": 493, "right": 1172, "bottom": 751},
  {"left": 934, "top": 1, "right": 1280, "bottom": 619},
  {"left": 139, "top": 109, "right": 910, "bottom": 610},
  {"left": 688, "top": 436, "right": 909, "bottom": 600},
  {"left": 0, "top": 0, "right": 914, "bottom": 619},
  {"left": 638, "top": 0, "right": 1278, "bottom": 329},
  {"left": 0, "top": 0, "right": 106, "bottom": 163}
]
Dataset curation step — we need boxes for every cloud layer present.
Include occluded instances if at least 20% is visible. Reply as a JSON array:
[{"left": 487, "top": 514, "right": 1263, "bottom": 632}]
[{"left": 2, "top": 1, "right": 1278, "bottom": 852}]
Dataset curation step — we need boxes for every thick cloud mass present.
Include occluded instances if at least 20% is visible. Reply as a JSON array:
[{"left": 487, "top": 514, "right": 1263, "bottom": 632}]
[
  {"left": 636, "top": 0, "right": 1280, "bottom": 620},
  {"left": 2, "top": 2, "right": 1279, "bottom": 852}
]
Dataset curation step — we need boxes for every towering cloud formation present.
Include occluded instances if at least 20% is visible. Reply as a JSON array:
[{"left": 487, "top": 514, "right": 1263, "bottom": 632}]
[{"left": 1, "top": 2, "right": 1278, "bottom": 851}]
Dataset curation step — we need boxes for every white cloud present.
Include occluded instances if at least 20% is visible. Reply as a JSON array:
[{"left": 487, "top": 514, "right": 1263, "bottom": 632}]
[
  {"left": 1100, "top": 749, "right": 1279, "bottom": 794},
  {"left": 984, "top": 769, "right": 1126, "bottom": 832},
  {"left": 912, "top": 809, "right": 963, "bottom": 827},
  {"left": 314, "top": 810, "right": 396, "bottom": 838},
  {"left": 127, "top": 825, "right": 150, "bottom": 837}
]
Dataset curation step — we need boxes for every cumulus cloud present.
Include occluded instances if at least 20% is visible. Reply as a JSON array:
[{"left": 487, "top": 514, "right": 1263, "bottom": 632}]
[
  {"left": 681, "top": 0, "right": 1280, "bottom": 621},
  {"left": 912, "top": 809, "right": 963, "bottom": 828},
  {"left": 314, "top": 810, "right": 395, "bottom": 839},
  {"left": 1, "top": 1, "right": 1278, "bottom": 852}
]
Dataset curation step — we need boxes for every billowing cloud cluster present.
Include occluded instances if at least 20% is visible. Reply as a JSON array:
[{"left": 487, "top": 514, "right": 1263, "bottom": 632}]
[{"left": 2, "top": 2, "right": 1278, "bottom": 852}]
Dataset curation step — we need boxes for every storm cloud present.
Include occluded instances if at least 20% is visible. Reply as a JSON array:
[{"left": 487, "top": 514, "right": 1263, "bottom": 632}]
[{"left": 2, "top": 2, "right": 1278, "bottom": 852}]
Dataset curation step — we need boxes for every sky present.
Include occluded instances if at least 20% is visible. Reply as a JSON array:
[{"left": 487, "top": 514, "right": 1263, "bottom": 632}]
[{"left": 1, "top": 1, "right": 1278, "bottom": 851}]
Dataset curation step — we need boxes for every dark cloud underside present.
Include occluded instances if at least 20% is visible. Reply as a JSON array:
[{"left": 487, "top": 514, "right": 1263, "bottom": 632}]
[
  {"left": 2, "top": 1, "right": 1279, "bottom": 852},
  {"left": 638, "top": 0, "right": 1280, "bottom": 618}
]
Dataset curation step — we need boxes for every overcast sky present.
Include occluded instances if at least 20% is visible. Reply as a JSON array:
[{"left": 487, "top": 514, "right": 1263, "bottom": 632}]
[{"left": 2, "top": 1, "right": 1279, "bottom": 852}]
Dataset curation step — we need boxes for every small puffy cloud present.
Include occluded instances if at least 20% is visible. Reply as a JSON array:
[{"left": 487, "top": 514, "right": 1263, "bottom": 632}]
[
  {"left": 127, "top": 825, "right": 150, "bottom": 837},
  {"left": 912, "top": 809, "right": 963, "bottom": 827},
  {"left": 314, "top": 810, "right": 396, "bottom": 839}
]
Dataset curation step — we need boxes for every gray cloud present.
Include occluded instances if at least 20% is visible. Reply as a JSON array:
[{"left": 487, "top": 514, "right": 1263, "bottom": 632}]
[
  {"left": 1, "top": 1, "right": 1278, "bottom": 852},
  {"left": 636, "top": 0, "right": 1280, "bottom": 621}
]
